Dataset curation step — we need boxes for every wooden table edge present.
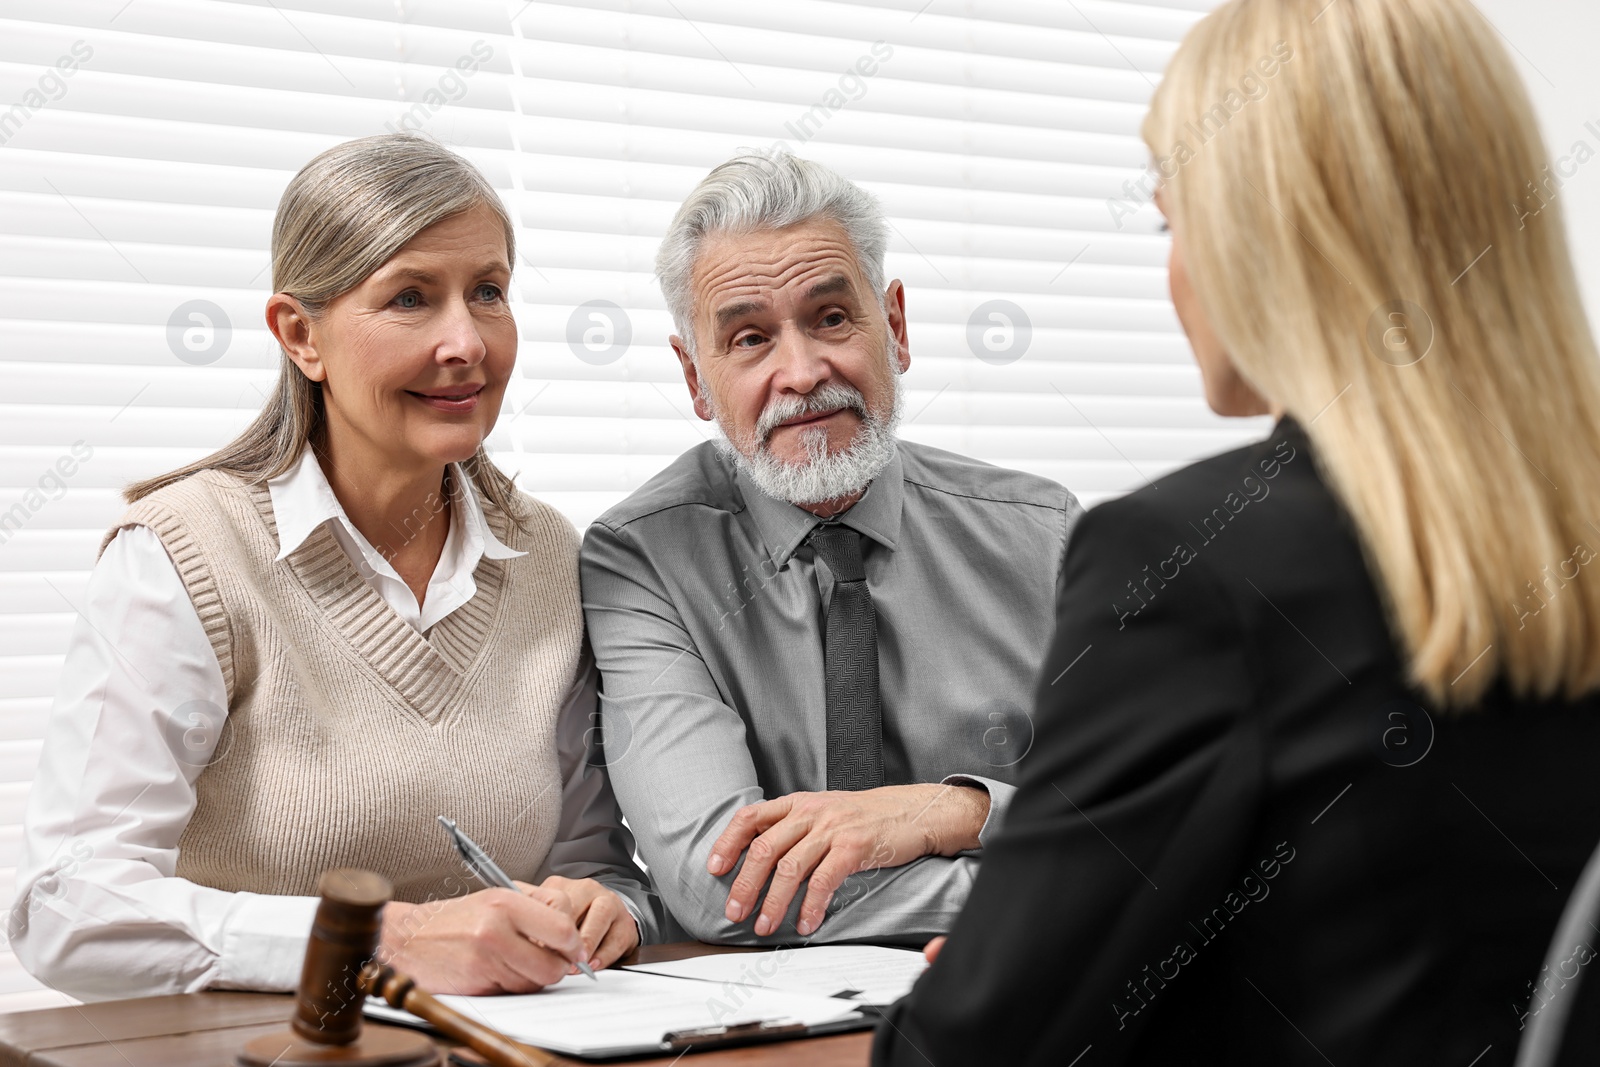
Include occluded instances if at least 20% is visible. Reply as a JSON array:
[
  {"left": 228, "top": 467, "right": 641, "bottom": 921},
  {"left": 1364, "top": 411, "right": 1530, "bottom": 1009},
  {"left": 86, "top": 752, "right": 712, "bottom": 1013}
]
[{"left": 0, "top": 943, "right": 877, "bottom": 1067}]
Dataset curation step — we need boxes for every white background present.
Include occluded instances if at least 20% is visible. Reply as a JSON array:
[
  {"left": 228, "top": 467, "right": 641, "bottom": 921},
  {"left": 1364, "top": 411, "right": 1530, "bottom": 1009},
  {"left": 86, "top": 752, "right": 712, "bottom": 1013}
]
[
  {"left": 0, "top": 0, "right": 1594, "bottom": 1012},
  {"left": 1472, "top": 0, "right": 1600, "bottom": 319}
]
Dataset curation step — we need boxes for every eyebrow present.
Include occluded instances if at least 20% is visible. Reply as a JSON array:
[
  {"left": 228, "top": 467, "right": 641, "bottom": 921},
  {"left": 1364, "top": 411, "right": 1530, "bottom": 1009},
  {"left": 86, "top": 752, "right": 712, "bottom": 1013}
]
[
  {"left": 376, "top": 261, "right": 510, "bottom": 287},
  {"left": 714, "top": 299, "right": 766, "bottom": 332},
  {"left": 804, "top": 274, "right": 854, "bottom": 301}
]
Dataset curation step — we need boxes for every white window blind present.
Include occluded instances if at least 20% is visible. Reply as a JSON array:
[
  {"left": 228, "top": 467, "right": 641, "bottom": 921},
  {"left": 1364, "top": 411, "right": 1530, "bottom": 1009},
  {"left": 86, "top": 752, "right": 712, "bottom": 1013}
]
[{"left": 0, "top": 0, "right": 1251, "bottom": 1010}]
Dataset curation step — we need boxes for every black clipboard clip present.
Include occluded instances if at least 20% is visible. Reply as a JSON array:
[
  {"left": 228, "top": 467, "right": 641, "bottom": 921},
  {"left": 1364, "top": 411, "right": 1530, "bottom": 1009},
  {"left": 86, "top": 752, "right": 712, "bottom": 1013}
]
[{"left": 664, "top": 1018, "right": 809, "bottom": 1050}]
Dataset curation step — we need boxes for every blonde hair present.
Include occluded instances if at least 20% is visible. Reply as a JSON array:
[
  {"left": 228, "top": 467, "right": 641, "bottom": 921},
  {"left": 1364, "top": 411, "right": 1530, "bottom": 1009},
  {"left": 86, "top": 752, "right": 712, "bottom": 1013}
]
[
  {"left": 1144, "top": 0, "right": 1600, "bottom": 706},
  {"left": 127, "top": 133, "right": 528, "bottom": 523}
]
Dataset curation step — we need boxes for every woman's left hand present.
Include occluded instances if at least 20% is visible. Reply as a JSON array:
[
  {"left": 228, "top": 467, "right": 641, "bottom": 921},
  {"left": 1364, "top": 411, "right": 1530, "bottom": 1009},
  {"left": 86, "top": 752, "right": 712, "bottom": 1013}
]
[{"left": 516, "top": 876, "right": 639, "bottom": 972}]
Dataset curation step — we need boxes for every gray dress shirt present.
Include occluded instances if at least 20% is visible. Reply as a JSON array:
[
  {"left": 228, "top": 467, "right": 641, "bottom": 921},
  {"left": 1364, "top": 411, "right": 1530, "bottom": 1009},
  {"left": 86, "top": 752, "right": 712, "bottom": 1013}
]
[{"left": 581, "top": 440, "right": 1081, "bottom": 945}]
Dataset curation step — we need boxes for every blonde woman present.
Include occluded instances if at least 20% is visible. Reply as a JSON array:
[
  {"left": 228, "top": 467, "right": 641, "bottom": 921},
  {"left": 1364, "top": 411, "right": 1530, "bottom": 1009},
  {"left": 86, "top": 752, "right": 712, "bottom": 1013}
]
[
  {"left": 10, "top": 135, "right": 662, "bottom": 1001},
  {"left": 875, "top": 0, "right": 1600, "bottom": 1062}
]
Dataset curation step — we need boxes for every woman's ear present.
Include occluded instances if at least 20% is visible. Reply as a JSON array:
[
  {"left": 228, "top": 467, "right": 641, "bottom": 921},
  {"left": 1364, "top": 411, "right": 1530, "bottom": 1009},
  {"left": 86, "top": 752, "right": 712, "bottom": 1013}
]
[{"left": 265, "top": 293, "right": 325, "bottom": 382}]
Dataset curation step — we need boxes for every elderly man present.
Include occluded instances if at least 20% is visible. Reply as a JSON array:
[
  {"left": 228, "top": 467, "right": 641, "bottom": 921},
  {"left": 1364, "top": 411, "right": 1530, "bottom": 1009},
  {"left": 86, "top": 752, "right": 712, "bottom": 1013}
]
[{"left": 581, "top": 152, "right": 1081, "bottom": 945}]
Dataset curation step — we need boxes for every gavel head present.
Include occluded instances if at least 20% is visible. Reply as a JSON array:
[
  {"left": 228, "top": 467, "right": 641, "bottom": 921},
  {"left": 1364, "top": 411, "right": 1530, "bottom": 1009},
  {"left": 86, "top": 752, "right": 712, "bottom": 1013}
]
[
  {"left": 236, "top": 867, "right": 441, "bottom": 1067},
  {"left": 293, "top": 868, "right": 394, "bottom": 1045}
]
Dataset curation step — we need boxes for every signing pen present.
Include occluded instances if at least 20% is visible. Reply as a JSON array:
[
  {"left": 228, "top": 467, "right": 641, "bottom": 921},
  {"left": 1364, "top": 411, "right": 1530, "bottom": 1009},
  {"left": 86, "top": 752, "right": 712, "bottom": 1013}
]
[{"left": 438, "top": 814, "right": 598, "bottom": 982}]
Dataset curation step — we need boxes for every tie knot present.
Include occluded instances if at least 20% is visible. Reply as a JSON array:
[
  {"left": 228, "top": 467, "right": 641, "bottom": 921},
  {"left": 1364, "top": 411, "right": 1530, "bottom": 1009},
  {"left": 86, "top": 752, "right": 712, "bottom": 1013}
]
[{"left": 808, "top": 524, "right": 866, "bottom": 583}]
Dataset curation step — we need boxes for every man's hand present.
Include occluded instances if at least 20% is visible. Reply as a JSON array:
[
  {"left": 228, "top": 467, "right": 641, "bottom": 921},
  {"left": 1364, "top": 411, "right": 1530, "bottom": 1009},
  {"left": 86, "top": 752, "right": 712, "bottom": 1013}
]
[{"left": 706, "top": 782, "right": 990, "bottom": 937}]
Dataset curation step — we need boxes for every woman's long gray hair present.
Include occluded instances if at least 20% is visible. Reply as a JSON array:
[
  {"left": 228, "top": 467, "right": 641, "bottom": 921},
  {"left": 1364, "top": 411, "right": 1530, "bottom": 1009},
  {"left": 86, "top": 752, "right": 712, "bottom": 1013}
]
[{"left": 126, "top": 133, "right": 527, "bottom": 523}]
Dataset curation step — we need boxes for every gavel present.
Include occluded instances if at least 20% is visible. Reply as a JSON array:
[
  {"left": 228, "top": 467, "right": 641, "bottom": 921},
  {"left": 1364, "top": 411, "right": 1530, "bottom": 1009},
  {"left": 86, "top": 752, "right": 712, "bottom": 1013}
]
[{"left": 236, "top": 868, "right": 554, "bottom": 1067}]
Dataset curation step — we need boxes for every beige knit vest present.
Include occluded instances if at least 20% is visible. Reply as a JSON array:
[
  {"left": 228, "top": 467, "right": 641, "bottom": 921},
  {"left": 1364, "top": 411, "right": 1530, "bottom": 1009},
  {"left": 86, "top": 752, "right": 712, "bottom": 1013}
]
[{"left": 108, "top": 469, "right": 581, "bottom": 904}]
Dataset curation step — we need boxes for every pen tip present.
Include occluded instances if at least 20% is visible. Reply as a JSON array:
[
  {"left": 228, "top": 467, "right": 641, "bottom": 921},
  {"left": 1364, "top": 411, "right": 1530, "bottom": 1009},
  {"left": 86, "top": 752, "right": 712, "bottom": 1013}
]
[{"left": 579, "top": 961, "right": 599, "bottom": 982}]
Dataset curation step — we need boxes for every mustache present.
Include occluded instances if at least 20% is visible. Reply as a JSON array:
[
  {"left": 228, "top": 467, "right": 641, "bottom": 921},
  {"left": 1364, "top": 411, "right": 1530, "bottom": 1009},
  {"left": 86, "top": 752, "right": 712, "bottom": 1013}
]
[{"left": 755, "top": 382, "right": 870, "bottom": 443}]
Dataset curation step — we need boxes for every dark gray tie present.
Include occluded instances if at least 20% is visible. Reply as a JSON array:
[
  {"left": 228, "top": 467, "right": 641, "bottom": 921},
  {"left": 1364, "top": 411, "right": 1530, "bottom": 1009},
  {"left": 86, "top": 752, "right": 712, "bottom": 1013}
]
[{"left": 808, "top": 523, "right": 885, "bottom": 791}]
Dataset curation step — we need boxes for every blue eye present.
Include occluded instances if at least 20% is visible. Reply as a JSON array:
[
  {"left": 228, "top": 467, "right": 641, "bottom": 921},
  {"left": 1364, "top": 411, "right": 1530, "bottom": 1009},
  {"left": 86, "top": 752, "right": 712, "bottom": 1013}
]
[
  {"left": 393, "top": 290, "right": 422, "bottom": 309},
  {"left": 475, "top": 283, "right": 503, "bottom": 302}
]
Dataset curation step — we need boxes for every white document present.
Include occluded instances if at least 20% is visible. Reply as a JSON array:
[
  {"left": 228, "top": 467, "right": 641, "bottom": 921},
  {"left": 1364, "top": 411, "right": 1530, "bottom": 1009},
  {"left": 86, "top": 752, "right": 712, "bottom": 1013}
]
[
  {"left": 363, "top": 968, "right": 864, "bottom": 1058},
  {"left": 625, "top": 945, "right": 929, "bottom": 1006}
]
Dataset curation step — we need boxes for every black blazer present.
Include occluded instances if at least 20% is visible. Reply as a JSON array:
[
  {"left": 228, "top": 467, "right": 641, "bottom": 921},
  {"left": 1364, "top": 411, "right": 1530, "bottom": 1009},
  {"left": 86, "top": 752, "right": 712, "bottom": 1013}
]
[{"left": 874, "top": 418, "right": 1600, "bottom": 1066}]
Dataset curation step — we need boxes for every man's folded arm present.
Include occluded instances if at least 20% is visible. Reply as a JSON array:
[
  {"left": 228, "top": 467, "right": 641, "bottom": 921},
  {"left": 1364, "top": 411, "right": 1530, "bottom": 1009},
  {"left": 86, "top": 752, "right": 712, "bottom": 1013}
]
[{"left": 581, "top": 520, "right": 987, "bottom": 945}]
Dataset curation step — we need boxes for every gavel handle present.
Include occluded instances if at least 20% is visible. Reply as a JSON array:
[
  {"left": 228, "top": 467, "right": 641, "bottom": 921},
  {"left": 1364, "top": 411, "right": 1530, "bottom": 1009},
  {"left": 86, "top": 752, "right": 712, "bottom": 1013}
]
[{"left": 361, "top": 962, "right": 556, "bottom": 1067}]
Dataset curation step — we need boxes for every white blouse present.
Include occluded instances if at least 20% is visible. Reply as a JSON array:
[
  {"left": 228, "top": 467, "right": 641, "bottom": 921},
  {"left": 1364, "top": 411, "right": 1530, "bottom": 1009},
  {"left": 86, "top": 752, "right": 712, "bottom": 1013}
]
[{"left": 10, "top": 452, "right": 645, "bottom": 1001}]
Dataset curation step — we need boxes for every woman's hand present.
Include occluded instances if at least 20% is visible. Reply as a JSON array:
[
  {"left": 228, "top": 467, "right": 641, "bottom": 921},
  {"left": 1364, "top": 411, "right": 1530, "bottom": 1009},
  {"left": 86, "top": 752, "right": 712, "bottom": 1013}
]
[
  {"left": 377, "top": 885, "right": 589, "bottom": 995},
  {"left": 531, "top": 876, "right": 640, "bottom": 972},
  {"left": 923, "top": 936, "right": 946, "bottom": 965}
]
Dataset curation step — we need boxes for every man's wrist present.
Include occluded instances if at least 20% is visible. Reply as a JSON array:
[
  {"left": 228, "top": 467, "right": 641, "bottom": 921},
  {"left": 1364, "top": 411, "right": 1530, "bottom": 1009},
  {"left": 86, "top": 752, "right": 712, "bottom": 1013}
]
[{"left": 926, "top": 781, "right": 990, "bottom": 856}]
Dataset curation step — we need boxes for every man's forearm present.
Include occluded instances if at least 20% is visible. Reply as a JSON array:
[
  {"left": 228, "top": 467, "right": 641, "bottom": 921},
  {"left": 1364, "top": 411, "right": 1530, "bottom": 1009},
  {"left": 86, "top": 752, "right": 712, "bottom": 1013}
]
[
  {"left": 919, "top": 780, "right": 991, "bottom": 855},
  {"left": 939, "top": 775, "right": 1018, "bottom": 848}
]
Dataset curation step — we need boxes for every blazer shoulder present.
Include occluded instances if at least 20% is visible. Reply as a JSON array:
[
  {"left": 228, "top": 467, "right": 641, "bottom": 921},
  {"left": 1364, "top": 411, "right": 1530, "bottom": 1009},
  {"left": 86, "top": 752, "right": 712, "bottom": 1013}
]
[
  {"left": 1118, "top": 424, "right": 1311, "bottom": 529},
  {"left": 591, "top": 442, "right": 739, "bottom": 534}
]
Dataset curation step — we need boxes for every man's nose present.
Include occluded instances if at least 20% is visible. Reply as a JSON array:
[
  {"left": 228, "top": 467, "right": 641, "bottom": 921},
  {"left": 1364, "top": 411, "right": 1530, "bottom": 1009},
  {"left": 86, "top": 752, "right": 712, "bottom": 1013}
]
[{"left": 768, "top": 329, "right": 832, "bottom": 394}]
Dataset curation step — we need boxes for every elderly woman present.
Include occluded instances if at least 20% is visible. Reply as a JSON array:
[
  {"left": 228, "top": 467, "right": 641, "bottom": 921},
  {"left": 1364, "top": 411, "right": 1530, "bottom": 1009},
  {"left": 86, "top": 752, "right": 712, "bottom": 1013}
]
[
  {"left": 9, "top": 134, "right": 661, "bottom": 1000},
  {"left": 875, "top": 0, "right": 1600, "bottom": 1063}
]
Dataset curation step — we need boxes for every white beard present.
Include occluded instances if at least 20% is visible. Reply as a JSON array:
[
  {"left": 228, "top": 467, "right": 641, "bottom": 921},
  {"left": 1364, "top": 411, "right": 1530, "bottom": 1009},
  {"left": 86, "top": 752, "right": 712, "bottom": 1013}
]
[{"left": 709, "top": 346, "right": 904, "bottom": 508}]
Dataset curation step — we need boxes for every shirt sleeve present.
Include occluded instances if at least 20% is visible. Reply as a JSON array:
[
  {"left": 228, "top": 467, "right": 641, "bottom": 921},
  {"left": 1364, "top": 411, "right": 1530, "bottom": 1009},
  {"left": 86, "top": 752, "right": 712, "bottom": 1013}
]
[
  {"left": 942, "top": 489, "right": 1080, "bottom": 847},
  {"left": 582, "top": 520, "right": 988, "bottom": 947},
  {"left": 8, "top": 525, "right": 319, "bottom": 1001},
  {"left": 532, "top": 645, "right": 669, "bottom": 944}
]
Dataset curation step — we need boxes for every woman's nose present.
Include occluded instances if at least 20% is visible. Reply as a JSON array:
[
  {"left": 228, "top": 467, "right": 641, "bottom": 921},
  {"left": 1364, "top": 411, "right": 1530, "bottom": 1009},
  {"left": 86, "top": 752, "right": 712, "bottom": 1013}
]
[{"left": 435, "top": 300, "right": 488, "bottom": 365}]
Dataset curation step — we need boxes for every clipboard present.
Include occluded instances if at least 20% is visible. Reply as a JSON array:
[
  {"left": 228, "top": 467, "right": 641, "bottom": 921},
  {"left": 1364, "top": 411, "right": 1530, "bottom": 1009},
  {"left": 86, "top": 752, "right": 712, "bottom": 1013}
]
[{"left": 365, "top": 968, "right": 875, "bottom": 1061}]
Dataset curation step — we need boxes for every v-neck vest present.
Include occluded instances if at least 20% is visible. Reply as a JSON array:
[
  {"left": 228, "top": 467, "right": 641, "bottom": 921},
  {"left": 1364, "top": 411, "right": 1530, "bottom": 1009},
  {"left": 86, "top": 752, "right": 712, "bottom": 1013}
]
[{"left": 108, "top": 469, "right": 580, "bottom": 903}]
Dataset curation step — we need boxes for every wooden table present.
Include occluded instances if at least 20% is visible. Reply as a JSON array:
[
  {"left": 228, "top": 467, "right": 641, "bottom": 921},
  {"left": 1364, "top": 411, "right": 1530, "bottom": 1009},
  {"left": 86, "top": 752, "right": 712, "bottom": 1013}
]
[{"left": 0, "top": 944, "right": 873, "bottom": 1067}]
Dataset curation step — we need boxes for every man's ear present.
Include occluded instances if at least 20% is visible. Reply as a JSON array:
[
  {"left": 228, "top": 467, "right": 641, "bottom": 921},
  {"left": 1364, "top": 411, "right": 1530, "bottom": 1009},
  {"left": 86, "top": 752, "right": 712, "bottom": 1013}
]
[
  {"left": 885, "top": 280, "right": 910, "bottom": 373},
  {"left": 670, "top": 335, "right": 715, "bottom": 422},
  {"left": 266, "top": 293, "right": 325, "bottom": 382}
]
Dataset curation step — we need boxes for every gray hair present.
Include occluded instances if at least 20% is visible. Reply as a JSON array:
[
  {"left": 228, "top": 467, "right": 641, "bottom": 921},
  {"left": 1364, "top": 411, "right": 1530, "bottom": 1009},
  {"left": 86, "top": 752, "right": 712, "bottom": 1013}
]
[
  {"left": 271, "top": 133, "right": 515, "bottom": 313},
  {"left": 126, "top": 133, "right": 527, "bottom": 522},
  {"left": 656, "top": 151, "right": 890, "bottom": 354}
]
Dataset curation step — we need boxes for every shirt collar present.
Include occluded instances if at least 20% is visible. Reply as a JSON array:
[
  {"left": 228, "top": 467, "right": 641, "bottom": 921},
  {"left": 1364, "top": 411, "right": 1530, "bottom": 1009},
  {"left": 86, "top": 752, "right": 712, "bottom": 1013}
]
[
  {"left": 455, "top": 469, "right": 525, "bottom": 562},
  {"left": 268, "top": 449, "right": 524, "bottom": 563},
  {"left": 738, "top": 445, "right": 905, "bottom": 568}
]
